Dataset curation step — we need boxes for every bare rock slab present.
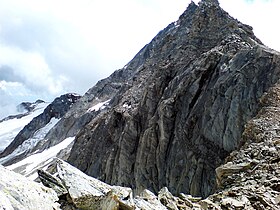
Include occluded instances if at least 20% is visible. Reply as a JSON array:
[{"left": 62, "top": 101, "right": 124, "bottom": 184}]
[{"left": 0, "top": 164, "right": 59, "bottom": 210}]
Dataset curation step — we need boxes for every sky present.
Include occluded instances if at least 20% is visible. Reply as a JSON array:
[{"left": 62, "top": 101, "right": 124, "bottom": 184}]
[{"left": 0, "top": 0, "right": 279, "bottom": 119}]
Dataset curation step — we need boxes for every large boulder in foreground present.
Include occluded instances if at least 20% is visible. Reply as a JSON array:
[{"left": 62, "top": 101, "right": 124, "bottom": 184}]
[
  {"left": 39, "top": 159, "right": 204, "bottom": 210},
  {"left": 39, "top": 159, "right": 135, "bottom": 210},
  {"left": 0, "top": 165, "right": 59, "bottom": 210}
]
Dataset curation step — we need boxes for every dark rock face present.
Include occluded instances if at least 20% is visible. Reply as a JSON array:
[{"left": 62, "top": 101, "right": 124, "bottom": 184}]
[
  {"left": 64, "top": 0, "right": 280, "bottom": 198},
  {"left": 0, "top": 93, "right": 81, "bottom": 164}
]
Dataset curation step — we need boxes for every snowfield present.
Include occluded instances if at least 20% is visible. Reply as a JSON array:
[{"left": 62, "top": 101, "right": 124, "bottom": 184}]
[
  {"left": 0, "top": 100, "right": 77, "bottom": 180},
  {"left": 7, "top": 137, "right": 75, "bottom": 180},
  {"left": 0, "top": 117, "right": 60, "bottom": 165}
]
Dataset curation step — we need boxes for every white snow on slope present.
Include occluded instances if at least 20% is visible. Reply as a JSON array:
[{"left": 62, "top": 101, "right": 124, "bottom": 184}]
[
  {"left": 87, "top": 99, "right": 110, "bottom": 112},
  {"left": 123, "top": 103, "right": 132, "bottom": 109},
  {"left": 7, "top": 137, "right": 75, "bottom": 180},
  {"left": 0, "top": 102, "right": 48, "bottom": 152},
  {"left": 0, "top": 117, "right": 60, "bottom": 165}
]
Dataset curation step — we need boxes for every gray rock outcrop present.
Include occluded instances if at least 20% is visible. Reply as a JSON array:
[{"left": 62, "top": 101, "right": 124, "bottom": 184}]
[
  {"left": 0, "top": 164, "right": 59, "bottom": 210},
  {"left": 39, "top": 159, "right": 136, "bottom": 210}
]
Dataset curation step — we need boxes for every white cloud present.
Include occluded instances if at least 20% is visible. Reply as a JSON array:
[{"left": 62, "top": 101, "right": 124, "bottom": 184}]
[
  {"left": 0, "top": 44, "right": 65, "bottom": 95},
  {"left": 0, "top": 81, "right": 28, "bottom": 97},
  {"left": 0, "top": 0, "right": 190, "bottom": 98}
]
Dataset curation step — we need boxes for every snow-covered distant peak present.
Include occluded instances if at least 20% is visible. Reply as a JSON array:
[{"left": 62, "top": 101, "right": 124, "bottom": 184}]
[
  {"left": 0, "top": 100, "right": 47, "bottom": 123},
  {"left": 0, "top": 102, "right": 48, "bottom": 152},
  {"left": 17, "top": 99, "right": 45, "bottom": 114}
]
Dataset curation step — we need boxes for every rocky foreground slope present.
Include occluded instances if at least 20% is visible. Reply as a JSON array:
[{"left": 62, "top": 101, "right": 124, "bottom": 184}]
[{"left": 1, "top": 155, "right": 279, "bottom": 209}]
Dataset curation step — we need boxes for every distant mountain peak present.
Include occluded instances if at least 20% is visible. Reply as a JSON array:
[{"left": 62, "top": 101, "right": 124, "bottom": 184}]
[{"left": 17, "top": 99, "right": 45, "bottom": 113}]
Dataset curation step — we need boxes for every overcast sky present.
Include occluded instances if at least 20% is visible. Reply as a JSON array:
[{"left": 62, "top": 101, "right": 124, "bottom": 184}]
[{"left": 0, "top": 0, "right": 279, "bottom": 119}]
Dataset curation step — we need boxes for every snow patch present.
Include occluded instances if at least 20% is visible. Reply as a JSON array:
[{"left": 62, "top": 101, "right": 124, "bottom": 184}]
[
  {"left": 174, "top": 20, "right": 180, "bottom": 28},
  {"left": 71, "top": 93, "right": 81, "bottom": 97},
  {"left": 0, "top": 117, "right": 60, "bottom": 165},
  {"left": 123, "top": 103, "right": 132, "bottom": 109},
  {"left": 0, "top": 103, "right": 48, "bottom": 152},
  {"left": 7, "top": 136, "right": 75, "bottom": 180},
  {"left": 87, "top": 100, "right": 110, "bottom": 112}
]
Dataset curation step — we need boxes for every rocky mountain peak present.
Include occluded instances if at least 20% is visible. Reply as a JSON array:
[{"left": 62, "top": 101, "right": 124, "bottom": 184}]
[
  {"left": 200, "top": 0, "right": 220, "bottom": 6},
  {"left": 63, "top": 0, "right": 280, "bottom": 199},
  {"left": 47, "top": 93, "right": 81, "bottom": 119},
  {"left": 175, "top": 0, "right": 260, "bottom": 58},
  {"left": 17, "top": 99, "right": 45, "bottom": 113}
]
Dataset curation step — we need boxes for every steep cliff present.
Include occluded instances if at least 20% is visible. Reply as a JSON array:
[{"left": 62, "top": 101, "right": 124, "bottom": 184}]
[{"left": 63, "top": 0, "right": 280, "bottom": 198}]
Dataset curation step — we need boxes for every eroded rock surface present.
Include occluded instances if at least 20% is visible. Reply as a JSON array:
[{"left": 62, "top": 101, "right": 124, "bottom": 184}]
[
  {"left": 39, "top": 159, "right": 135, "bottom": 210},
  {"left": 208, "top": 83, "right": 280, "bottom": 209}
]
